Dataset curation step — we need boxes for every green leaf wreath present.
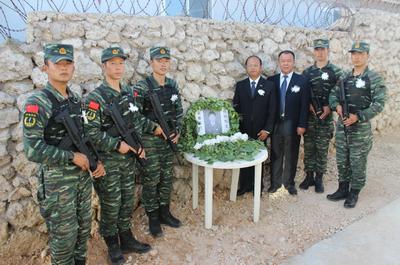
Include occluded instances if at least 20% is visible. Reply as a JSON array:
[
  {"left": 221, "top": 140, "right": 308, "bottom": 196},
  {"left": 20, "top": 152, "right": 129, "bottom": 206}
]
[{"left": 181, "top": 98, "right": 265, "bottom": 163}]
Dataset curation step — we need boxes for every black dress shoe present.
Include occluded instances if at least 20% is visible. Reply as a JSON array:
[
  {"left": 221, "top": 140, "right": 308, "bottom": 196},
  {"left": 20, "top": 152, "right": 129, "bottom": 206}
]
[
  {"left": 287, "top": 186, "right": 297, "bottom": 195},
  {"left": 237, "top": 187, "right": 249, "bottom": 196},
  {"left": 267, "top": 186, "right": 278, "bottom": 193}
]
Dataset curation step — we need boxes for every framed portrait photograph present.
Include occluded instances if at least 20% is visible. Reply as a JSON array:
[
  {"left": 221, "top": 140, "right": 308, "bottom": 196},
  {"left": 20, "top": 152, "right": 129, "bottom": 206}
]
[{"left": 195, "top": 109, "right": 230, "bottom": 135}]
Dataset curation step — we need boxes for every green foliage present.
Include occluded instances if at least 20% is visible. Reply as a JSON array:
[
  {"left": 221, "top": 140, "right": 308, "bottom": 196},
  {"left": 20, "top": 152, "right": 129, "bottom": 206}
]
[{"left": 181, "top": 98, "right": 265, "bottom": 163}]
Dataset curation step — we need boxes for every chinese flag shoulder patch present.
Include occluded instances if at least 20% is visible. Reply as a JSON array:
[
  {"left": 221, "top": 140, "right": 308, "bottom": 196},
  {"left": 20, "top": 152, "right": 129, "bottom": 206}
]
[
  {"left": 25, "top": 104, "right": 39, "bottom": 113},
  {"left": 88, "top": 101, "right": 100, "bottom": 110},
  {"left": 133, "top": 90, "right": 139, "bottom": 97}
]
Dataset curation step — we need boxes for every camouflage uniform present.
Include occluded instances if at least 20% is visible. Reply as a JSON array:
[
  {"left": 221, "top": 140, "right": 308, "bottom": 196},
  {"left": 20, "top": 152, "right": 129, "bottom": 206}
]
[
  {"left": 23, "top": 44, "right": 91, "bottom": 265},
  {"left": 328, "top": 41, "right": 386, "bottom": 207},
  {"left": 135, "top": 75, "right": 183, "bottom": 212},
  {"left": 302, "top": 39, "right": 343, "bottom": 179},
  {"left": 84, "top": 80, "right": 154, "bottom": 237},
  {"left": 330, "top": 67, "right": 386, "bottom": 188}
]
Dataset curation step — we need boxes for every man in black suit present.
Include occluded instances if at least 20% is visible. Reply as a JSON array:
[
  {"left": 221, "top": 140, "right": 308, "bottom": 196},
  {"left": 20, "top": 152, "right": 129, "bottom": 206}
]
[
  {"left": 233, "top": 55, "right": 277, "bottom": 196},
  {"left": 267, "top": 50, "right": 309, "bottom": 195}
]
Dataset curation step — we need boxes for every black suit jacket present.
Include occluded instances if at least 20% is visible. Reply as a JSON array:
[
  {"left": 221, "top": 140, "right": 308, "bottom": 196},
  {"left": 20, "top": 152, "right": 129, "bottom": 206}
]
[
  {"left": 267, "top": 73, "right": 309, "bottom": 136},
  {"left": 233, "top": 76, "right": 277, "bottom": 139}
]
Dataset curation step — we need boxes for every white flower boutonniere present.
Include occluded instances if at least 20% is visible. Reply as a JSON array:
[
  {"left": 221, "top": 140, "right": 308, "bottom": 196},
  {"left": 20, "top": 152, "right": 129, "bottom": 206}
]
[
  {"left": 356, "top": 78, "right": 366, "bottom": 88},
  {"left": 171, "top": 94, "right": 178, "bottom": 102},
  {"left": 129, "top": 103, "right": 139, "bottom": 112},
  {"left": 257, "top": 89, "right": 265, "bottom": 96},
  {"left": 321, "top": 72, "right": 329, "bottom": 80},
  {"left": 81, "top": 110, "right": 88, "bottom": 124},
  {"left": 291, "top": 85, "right": 300, "bottom": 93}
]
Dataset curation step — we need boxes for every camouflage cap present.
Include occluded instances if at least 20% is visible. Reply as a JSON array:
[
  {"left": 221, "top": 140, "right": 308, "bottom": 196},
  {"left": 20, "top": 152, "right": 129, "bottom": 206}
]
[
  {"left": 150, "top": 47, "right": 170, "bottom": 59},
  {"left": 313, "top": 38, "right": 329, "bottom": 48},
  {"left": 101, "top": 47, "right": 127, "bottom": 63},
  {"left": 349, "top": 41, "right": 370, "bottom": 53},
  {"left": 44, "top": 44, "right": 74, "bottom": 63}
]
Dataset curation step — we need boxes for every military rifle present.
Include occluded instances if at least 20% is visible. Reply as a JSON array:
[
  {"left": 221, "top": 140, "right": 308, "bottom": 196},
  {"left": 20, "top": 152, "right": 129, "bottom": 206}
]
[
  {"left": 310, "top": 88, "right": 323, "bottom": 119},
  {"left": 145, "top": 78, "right": 182, "bottom": 165},
  {"left": 104, "top": 102, "right": 147, "bottom": 167},
  {"left": 338, "top": 78, "right": 350, "bottom": 160},
  {"left": 55, "top": 110, "right": 100, "bottom": 172}
]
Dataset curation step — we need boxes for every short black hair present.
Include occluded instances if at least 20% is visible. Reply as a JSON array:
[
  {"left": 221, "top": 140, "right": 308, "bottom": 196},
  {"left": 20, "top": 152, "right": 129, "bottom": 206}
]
[
  {"left": 245, "top": 55, "right": 262, "bottom": 66},
  {"left": 278, "top": 50, "right": 295, "bottom": 60}
]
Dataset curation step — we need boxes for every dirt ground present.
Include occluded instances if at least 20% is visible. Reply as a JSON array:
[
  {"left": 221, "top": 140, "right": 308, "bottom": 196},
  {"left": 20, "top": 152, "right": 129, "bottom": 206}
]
[{"left": 1, "top": 132, "right": 400, "bottom": 265}]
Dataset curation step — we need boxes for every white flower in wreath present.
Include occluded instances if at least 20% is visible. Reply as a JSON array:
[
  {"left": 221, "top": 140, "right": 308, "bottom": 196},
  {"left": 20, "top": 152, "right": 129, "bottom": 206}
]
[
  {"left": 356, "top": 78, "right": 366, "bottom": 88},
  {"left": 321, "top": 72, "right": 329, "bottom": 80},
  {"left": 257, "top": 89, "right": 265, "bottom": 96},
  {"left": 291, "top": 85, "right": 300, "bottom": 93},
  {"left": 170, "top": 94, "right": 178, "bottom": 102},
  {"left": 194, "top": 143, "right": 202, "bottom": 150},
  {"left": 129, "top": 103, "right": 139, "bottom": 112}
]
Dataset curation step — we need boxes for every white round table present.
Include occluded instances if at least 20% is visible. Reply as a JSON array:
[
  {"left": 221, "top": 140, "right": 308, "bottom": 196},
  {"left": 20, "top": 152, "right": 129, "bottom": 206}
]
[{"left": 184, "top": 149, "right": 268, "bottom": 229}]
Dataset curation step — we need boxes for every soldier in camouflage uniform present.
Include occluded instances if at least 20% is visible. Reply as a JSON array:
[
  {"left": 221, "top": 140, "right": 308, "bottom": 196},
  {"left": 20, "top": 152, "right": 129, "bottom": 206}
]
[
  {"left": 134, "top": 47, "right": 183, "bottom": 237},
  {"left": 23, "top": 44, "right": 106, "bottom": 265},
  {"left": 327, "top": 41, "right": 386, "bottom": 208},
  {"left": 300, "top": 39, "right": 343, "bottom": 193},
  {"left": 84, "top": 47, "right": 154, "bottom": 265}
]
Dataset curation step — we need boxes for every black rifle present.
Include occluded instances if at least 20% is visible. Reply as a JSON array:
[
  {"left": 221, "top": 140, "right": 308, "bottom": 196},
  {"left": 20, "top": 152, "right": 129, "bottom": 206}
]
[
  {"left": 310, "top": 88, "right": 323, "bottom": 118},
  {"left": 104, "top": 102, "right": 147, "bottom": 167},
  {"left": 145, "top": 79, "right": 182, "bottom": 165},
  {"left": 339, "top": 79, "right": 350, "bottom": 128},
  {"left": 55, "top": 110, "right": 100, "bottom": 172},
  {"left": 338, "top": 79, "right": 350, "bottom": 164}
]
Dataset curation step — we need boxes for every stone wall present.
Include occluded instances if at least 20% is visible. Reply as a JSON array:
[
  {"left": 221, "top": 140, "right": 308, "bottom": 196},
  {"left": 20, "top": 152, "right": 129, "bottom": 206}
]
[{"left": 0, "top": 9, "right": 399, "bottom": 243}]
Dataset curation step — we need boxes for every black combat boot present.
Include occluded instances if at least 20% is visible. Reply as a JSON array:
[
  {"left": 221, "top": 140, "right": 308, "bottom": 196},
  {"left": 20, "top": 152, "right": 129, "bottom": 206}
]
[
  {"left": 159, "top": 204, "right": 182, "bottom": 228},
  {"left": 344, "top": 188, "right": 360, "bottom": 208},
  {"left": 146, "top": 210, "right": 163, "bottom": 237},
  {"left": 299, "top": 171, "right": 315, "bottom": 190},
  {"left": 326, "top": 181, "right": 349, "bottom": 201},
  {"left": 314, "top": 172, "right": 324, "bottom": 193},
  {"left": 74, "top": 258, "right": 86, "bottom": 265},
  {"left": 119, "top": 229, "right": 151, "bottom": 254},
  {"left": 103, "top": 235, "right": 125, "bottom": 265}
]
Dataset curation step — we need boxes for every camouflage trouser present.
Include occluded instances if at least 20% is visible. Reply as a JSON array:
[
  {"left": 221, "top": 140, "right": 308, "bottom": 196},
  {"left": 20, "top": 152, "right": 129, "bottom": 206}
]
[
  {"left": 94, "top": 153, "right": 136, "bottom": 237},
  {"left": 37, "top": 164, "right": 92, "bottom": 265},
  {"left": 141, "top": 136, "right": 174, "bottom": 212},
  {"left": 303, "top": 114, "right": 334, "bottom": 174},
  {"left": 336, "top": 120, "right": 373, "bottom": 190}
]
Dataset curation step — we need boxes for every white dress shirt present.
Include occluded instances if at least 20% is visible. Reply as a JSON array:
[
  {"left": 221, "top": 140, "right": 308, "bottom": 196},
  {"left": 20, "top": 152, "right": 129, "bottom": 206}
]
[{"left": 249, "top": 76, "right": 261, "bottom": 88}]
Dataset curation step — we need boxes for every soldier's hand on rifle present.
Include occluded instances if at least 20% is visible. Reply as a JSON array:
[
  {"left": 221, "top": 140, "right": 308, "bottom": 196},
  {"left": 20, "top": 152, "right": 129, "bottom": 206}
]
[
  {"left": 171, "top": 133, "right": 180, "bottom": 144},
  {"left": 137, "top": 148, "right": 146, "bottom": 159},
  {"left": 319, "top": 106, "right": 331, "bottom": 120},
  {"left": 336, "top": 105, "right": 343, "bottom": 119},
  {"left": 131, "top": 147, "right": 146, "bottom": 159},
  {"left": 72, "top": 152, "right": 90, "bottom": 171},
  {"left": 92, "top": 162, "right": 106, "bottom": 178},
  {"left": 153, "top": 126, "right": 167, "bottom": 140},
  {"left": 118, "top": 141, "right": 132, "bottom": 154},
  {"left": 343, "top": 113, "right": 358, "bottom": 127}
]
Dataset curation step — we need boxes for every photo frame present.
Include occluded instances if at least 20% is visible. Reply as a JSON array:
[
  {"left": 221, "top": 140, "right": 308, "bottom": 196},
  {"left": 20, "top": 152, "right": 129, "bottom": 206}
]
[{"left": 195, "top": 109, "right": 230, "bottom": 135}]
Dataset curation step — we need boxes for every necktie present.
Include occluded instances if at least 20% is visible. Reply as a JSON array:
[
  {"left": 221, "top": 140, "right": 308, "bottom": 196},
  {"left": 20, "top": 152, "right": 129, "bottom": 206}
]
[
  {"left": 280, "top": 75, "right": 288, "bottom": 116},
  {"left": 251, "top": 81, "right": 256, "bottom": 97}
]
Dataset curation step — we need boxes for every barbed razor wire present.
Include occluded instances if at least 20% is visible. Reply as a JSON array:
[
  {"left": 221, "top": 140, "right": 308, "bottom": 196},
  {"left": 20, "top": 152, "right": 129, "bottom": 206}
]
[{"left": 0, "top": 0, "right": 358, "bottom": 40}]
